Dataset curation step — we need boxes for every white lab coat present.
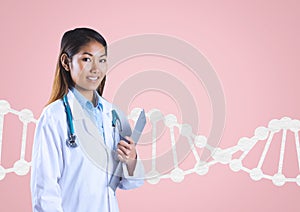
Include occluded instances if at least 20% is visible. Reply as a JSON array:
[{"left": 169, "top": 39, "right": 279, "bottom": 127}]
[{"left": 30, "top": 91, "right": 144, "bottom": 212}]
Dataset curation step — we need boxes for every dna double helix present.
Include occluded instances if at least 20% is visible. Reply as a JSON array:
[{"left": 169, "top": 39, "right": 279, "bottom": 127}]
[
  {"left": 0, "top": 100, "right": 35, "bottom": 180},
  {"left": 1, "top": 99, "right": 299, "bottom": 187}
]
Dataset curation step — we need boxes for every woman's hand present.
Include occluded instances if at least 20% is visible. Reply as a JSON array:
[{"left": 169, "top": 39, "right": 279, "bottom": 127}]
[
  {"left": 117, "top": 136, "right": 137, "bottom": 162},
  {"left": 117, "top": 136, "right": 137, "bottom": 176}
]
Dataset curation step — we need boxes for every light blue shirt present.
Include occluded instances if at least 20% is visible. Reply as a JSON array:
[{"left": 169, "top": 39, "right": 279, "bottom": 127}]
[{"left": 71, "top": 88, "right": 105, "bottom": 140}]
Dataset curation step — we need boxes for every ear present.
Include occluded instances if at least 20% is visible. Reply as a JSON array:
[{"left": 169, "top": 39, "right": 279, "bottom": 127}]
[{"left": 60, "top": 53, "right": 71, "bottom": 71}]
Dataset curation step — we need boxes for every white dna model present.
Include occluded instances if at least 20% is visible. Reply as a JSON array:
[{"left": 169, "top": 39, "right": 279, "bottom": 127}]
[
  {"left": 0, "top": 99, "right": 300, "bottom": 187},
  {"left": 0, "top": 100, "right": 35, "bottom": 180}
]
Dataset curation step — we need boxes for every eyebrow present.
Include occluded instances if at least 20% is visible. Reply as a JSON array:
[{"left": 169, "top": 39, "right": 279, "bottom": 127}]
[{"left": 82, "top": 52, "right": 106, "bottom": 57}]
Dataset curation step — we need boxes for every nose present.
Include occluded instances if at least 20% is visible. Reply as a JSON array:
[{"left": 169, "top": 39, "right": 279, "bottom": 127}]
[
  {"left": 90, "top": 60, "right": 107, "bottom": 74},
  {"left": 90, "top": 60, "right": 99, "bottom": 73}
]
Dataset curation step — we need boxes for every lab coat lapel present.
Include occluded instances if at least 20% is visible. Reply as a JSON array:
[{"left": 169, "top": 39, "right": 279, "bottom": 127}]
[
  {"left": 101, "top": 99, "right": 120, "bottom": 179},
  {"left": 66, "top": 91, "right": 109, "bottom": 171},
  {"left": 68, "top": 91, "right": 104, "bottom": 142},
  {"left": 101, "top": 99, "right": 115, "bottom": 150}
]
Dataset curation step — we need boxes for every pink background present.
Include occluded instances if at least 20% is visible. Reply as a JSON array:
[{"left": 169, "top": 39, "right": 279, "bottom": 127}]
[{"left": 1, "top": 0, "right": 300, "bottom": 211}]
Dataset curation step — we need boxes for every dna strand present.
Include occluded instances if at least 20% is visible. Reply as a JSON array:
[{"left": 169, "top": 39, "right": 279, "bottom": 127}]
[
  {"left": 227, "top": 117, "right": 300, "bottom": 186},
  {"left": 0, "top": 99, "right": 300, "bottom": 187},
  {"left": 0, "top": 100, "right": 36, "bottom": 180}
]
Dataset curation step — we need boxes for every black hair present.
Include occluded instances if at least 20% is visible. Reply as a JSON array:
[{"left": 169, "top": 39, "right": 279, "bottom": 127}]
[{"left": 48, "top": 28, "right": 107, "bottom": 105}]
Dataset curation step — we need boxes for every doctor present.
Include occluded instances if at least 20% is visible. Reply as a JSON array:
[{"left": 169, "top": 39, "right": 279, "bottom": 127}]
[{"left": 30, "top": 28, "right": 144, "bottom": 212}]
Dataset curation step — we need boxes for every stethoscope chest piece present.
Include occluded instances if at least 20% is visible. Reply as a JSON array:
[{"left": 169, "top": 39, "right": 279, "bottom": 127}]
[{"left": 66, "top": 134, "right": 78, "bottom": 148}]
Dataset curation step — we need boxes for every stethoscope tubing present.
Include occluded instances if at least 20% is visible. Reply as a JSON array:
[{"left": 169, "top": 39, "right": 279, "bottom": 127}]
[{"left": 63, "top": 95, "right": 77, "bottom": 148}]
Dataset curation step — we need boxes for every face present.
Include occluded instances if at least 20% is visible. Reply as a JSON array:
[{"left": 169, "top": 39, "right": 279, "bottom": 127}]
[{"left": 68, "top": 41, "right": 107, "bottom": 101}]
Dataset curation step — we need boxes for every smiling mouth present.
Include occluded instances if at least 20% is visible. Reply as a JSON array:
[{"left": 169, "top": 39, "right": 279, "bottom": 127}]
[{"left": 87, "top": 76, "right": 99, "bottom": 81}]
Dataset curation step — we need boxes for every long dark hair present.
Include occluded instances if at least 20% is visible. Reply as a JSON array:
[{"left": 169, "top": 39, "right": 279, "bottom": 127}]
[{"left": 47, "top": 28, "right": 107, "bottom": 105}]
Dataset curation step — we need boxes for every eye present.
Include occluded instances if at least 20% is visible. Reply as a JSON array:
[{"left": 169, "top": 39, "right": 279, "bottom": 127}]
[
  {"left": 82, "top": 57, "right": 91, "bottom": 62},
  {"left": 99, "top": 58, "right": 107, "bottom": 63}
]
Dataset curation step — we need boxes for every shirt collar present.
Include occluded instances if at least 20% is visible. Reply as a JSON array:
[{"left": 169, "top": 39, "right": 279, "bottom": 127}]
[{"left": 71, "top": 87, "right": 103, "bottom": 111}]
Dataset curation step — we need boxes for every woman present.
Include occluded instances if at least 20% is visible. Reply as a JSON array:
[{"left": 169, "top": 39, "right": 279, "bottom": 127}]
[{"left": 30, "top": 28, "right": 144, "bottom": 212}]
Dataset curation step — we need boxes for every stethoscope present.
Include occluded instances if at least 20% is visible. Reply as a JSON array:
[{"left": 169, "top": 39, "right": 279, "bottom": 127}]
[
  {"left": 62, "top": 95, "right": 122, "bottom": 148},
  {"left": 62, "top": 95, "right": 77, "bottom": 148}
]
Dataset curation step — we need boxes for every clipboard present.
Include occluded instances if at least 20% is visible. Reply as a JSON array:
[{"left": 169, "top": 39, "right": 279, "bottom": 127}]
[{"left": 109, "top": 109, "right": 146, "bottom": 191}]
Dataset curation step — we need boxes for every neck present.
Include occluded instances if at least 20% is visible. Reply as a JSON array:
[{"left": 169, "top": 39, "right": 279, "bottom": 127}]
[{"left": 74, "top": 86, "right": 94, "bottom": 103}]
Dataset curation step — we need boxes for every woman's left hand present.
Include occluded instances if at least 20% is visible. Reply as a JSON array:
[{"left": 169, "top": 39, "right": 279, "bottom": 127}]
[
  {"left": 117, "top": 136, "right": 137, "bottom": 164},
  {"left": 117, "top": 137, "right": 137, "bottom": 176}
]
